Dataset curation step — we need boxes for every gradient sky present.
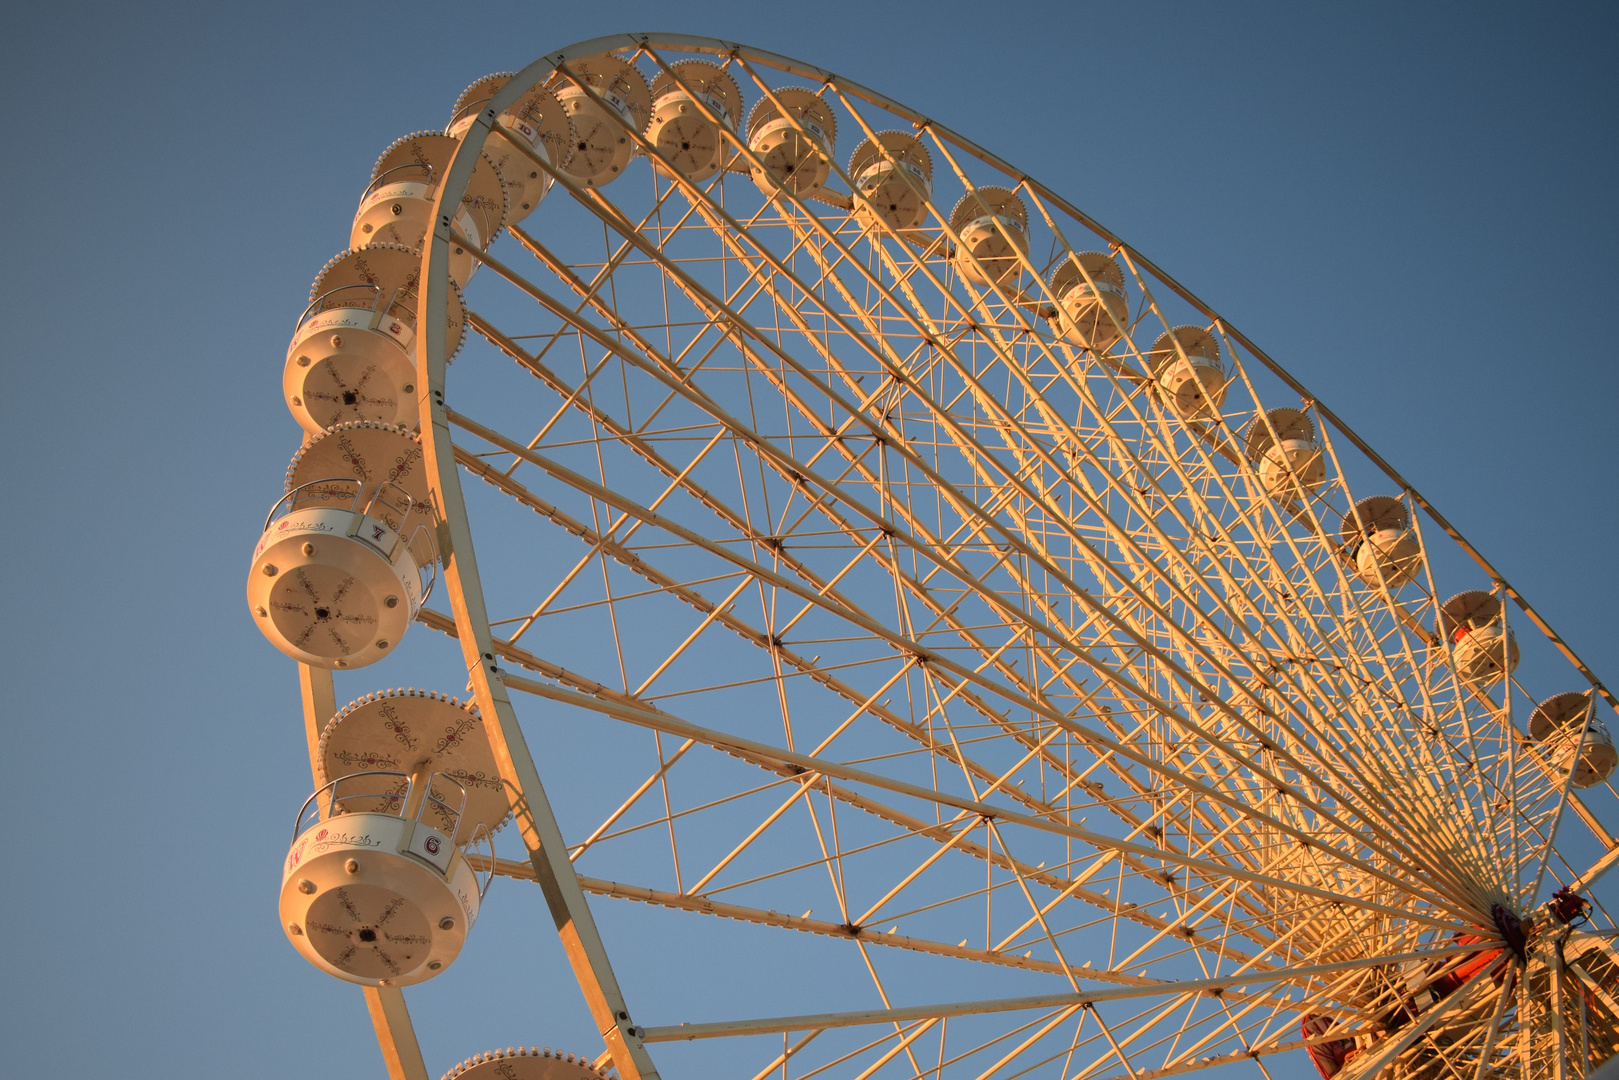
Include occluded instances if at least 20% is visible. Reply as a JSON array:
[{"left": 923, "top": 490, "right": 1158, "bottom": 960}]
[{"left": 4, "top": 2, "right": 1617, "bottom": 1077}]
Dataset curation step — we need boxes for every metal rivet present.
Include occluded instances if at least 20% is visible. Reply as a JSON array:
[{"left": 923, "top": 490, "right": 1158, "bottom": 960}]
[
  {"left": 376, "top": 640, "right": 389, "bottom": 650},
  {"left": 297, "top": 879, "right": 316, "bottom": 894},
  {"left": 345, "top": 858, "right": 360, "bottom": 874},
  {"left": 302, "top": 542, "right": 316, "bottom": 556},
  {"left": 427, "top": 961, "right": 443, "bottom": 970},
  {"left": 330, "top": 335, "right": 344, "bottom": 349},
  {"left": 439, "top": 916, "right": 456, "bottom": 931},
  {"left": 290, "top": 396, "right": 302, "bottom": 406},
  {"left": 287, "top": 922, "right": 303, "bottom": 935},
  {"left": 361, "top": 223, "right": 373, "bottom": 233},
  {"left": 402, "top": 383, "right": 414, "bottom": 393},
  {"left": 262, "top": 563, "right": 278, "bottom": 576},
  {"left": 391, "top": 203, "right": 403, "bottom": 215},
  {"left": 335, "top": 659, "right": 349, "bottom": 668},
  {"left": 254, "top": 606, "right": 267, "bottom": 617},
  {"left": 384, "top": 595, "right": 399, "bottom": 609},
  {"left": 296, "top": 355, "right": 311, "bottom": 367}
]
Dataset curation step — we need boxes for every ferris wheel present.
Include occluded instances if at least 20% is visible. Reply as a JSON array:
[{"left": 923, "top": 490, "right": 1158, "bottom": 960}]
[{"left": 248, "top": 32, "right": 1619, "bottom": 1080}]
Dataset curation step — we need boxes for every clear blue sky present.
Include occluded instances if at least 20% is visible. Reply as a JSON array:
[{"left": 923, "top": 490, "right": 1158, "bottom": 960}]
[{"left": 3, "top": 2, "right": 1616, "bottom": 1077}]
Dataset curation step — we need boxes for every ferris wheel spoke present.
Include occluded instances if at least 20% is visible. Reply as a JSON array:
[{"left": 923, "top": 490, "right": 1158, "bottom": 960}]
[
  {"left": 499, "top": 667, "right": 1478, "bottom": 936},
  {"left": 641, "top": 186, "right": 1489, "bottom": 887},
  {"left": 466, "top": 293, "right": 1470, "bottom": 906}
]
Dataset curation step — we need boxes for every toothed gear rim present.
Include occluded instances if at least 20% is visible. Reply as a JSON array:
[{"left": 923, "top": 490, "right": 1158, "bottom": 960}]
[
  {"left": 650, "top": 60, "right": 742, "bottom": 125},
  {"left": 452, "top": 71, "right": 518, "bottom": 120},
  {"left": 948, "top": 185, "right": 1027, "bottom": 231},
  {"left": 441, "top": 1047, "right": 609, "bottom": 1080},
  {"left": 1339, "top": 493, "right": 1410, "bottom": 546},
  {"left": 1242, "top": 406, "right": 1316, "bottom": 460},
  {"left": 367, "top": 130, "right": 511, "bottom": 245},
  {"left": 848, "top": 129, "right": 934, "bottom": 182},
  {"left": 284, "top": 421, "right": 423, "bottom": 492},
  {"left": 306, "top": 245, "right": 470, "bottom": 360},
  {"left": 283, "top": 422, "right": 435, "bottom": 533},
  {"left": 546, "top": 53, "right": 652, "bottom": 133},
  {"left": 1049, "top": 250, "right": 1124, "bottom": 292},
  {"left": 450, "top": 74, "right": 575, "bottom": 166},
  {"left": 318, "top": 688, "right": 513, "bottom": 845},
  {"left": 744, "top": 85, "right": 838, "bottom": 146}
]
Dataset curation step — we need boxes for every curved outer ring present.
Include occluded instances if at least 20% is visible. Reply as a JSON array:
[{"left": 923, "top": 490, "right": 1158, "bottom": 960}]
[{"left": 409, "top": 32, "right": 1619, "bottom": 1080}]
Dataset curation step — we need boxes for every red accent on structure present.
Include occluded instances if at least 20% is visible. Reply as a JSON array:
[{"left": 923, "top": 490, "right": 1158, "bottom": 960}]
[{"left": 1301, "top": 1014, "right": 1355, "bottom": 1078}]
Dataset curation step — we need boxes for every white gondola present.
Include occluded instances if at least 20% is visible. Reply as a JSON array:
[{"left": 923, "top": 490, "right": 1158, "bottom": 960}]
[
  {"left": 1243, "top": 407, "right": 1325, "bottom": 502},
  {"left": 279, "top": 690, "right": 509, "bottom": 985},
  {"left": 848, "top": 131, "right": 933, "bottom": 235},
  {"left": 283, "top": 244, "right": 467, "bottom": 434},
  {"left": 746, "top": 87, "right": 837, "bottom": 198},
  {"left": 949, "top": 187, "right": 1029, "bottom": 288},
  {"left": 442, "top": 1046, "right": 611, "bottom": 1080},
  {"left": 1048, "top": 251, "right": 1127, "bottom": 352},
  {"left": 546, "top": 54, "right": 651, "bottom": 188},
  {"left": 281, "top": 768, "right": 484, "bottom": 986},
  {"left": 351, "top": 131, "right": 508, "bottom": 287},
  {"left": 1438, "top": 590, "right": 1520, "bottom": 686},
  {"left": 1529, "top": 691, "right": 1617, "bottom": 788},
  {"left": 1147, "top": 326, "right": 1227, "bottom": 419},
  {"left": 449, "top": 74, "right": 572, "bottom": 225},
  {"left": 246, "top": 476, "right": 435, "bottom": 668},
  {"left": 1338, "top": 495, "right": 1422, "bottom": 589},
  {"left": 646, "top": 61, "right": 741, "bottom": 182}
]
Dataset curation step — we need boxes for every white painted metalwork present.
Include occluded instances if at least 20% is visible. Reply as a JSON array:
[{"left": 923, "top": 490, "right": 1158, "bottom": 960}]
[{"left": 250, "top": 32, "right": 1619, "bottom": 1080}]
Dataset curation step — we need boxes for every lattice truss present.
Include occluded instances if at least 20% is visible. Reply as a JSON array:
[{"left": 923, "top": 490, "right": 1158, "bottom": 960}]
[{"left": 421, "top": 39, "right": 1619, "bottom": 1080}]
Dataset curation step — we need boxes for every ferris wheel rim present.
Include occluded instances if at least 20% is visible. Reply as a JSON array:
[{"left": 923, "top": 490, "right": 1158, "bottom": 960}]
[{"left": 365, "top": 32, "right": 1619, "bottom": 1080}]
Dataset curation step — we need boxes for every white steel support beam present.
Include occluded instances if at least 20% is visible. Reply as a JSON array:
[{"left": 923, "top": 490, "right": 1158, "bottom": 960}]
[
  {"left": 498, "top": 669, "right": 1471, "bottom": 932},
  {"left": 419, "top": 62, "right": 662, "bottom": 1080},
  {"left": 634, "top": 944, "right": 1477, "bottom": 1042}
]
